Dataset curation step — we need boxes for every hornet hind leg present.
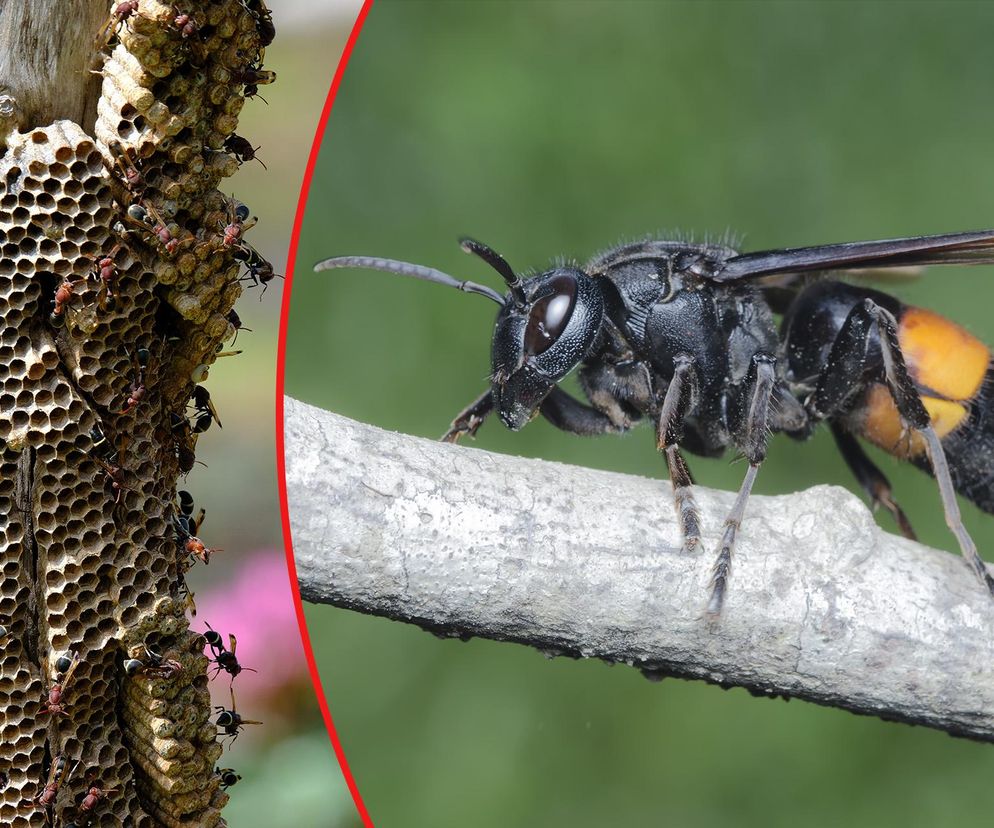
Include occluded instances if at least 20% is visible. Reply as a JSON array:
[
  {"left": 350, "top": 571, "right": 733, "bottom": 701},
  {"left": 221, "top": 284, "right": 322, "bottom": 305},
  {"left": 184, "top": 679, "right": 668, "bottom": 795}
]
[
  {"left": 829, "top": 422, "right": 917, "bottom": 541},
  {"left": 814, "top": 299, "right": 994, "bottom": 595}
]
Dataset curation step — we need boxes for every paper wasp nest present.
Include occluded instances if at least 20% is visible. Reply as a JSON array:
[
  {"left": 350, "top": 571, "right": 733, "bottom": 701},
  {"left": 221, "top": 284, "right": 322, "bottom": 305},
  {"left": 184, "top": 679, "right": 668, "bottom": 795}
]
[{"left": 0, "top": 1, "right": 274, "bottom": 825}]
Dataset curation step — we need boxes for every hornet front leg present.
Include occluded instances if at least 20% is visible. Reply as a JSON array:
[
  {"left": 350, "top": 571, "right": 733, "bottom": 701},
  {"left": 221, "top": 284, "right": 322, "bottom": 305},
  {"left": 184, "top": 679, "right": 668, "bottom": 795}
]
[
  {"left": 443, "top": 384, "right": 629, "bottom": 442},
  {"left": 655, "top": 354, "right": 702, "bottom": 557},
  {"left": 441, "top": 390, "right": 494, "bottom": 443},
  {"left": 538, "top": 387, "right": 628, "bottom": 435}
]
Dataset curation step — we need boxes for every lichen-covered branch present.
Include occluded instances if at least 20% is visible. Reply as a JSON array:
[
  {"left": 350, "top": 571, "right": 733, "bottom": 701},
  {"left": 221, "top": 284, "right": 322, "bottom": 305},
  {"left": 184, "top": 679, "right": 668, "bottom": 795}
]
[{"left": 285, "top": 395, "right": 994, "bottom": 743}]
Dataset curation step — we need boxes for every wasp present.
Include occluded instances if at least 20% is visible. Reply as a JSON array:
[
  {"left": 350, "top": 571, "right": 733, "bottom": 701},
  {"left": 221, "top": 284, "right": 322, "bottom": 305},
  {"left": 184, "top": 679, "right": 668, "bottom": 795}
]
[
  {"left": 215, "top": 687, "right": 261, "bottom": 745},
  {"left": 235, "top": 242, "right": 280, "bottom": 298},
  {"left": 217, "top": 767, "right": 242, "bottom": 790},
  {"left": 87, "top": 428, "right": 130, "bottom": 504},
  {"left": 125, "top": 202, "right": 190, "bottom": 256},
  {"left": 232, "top": 60, "right": 275, "bottom": 101},
  {"left": 219, "top": 198, "right": 255, "bottom": 249},
  {"left": 40, "top": 650, "right": 81, "bottom": 716},
  {"left": 74, "top": 776, "right": 118, "bottom": 823},
  {"left": 173, "top": 497, "right": 220, "bottom": 565},
  {"left": 107, "top": 140, "right": 144, "bottom": 194},
  {"left": 223, "top": 134, "right": 267, "bottom": 169},
  {"left": 170, "top": 413, "right": 199, "bottom": 474},
  {"left": 119, "top": 347, "right": 149, "bottom": 416},
  {"left": 225, "top": 308, "right": 251, "bottom": 345},
  {"left": 317, "top": 230, "right": 994, "bottom": 615},
  {"left": 172, "top": 10, "right": 198, "bottom": 38},
  {"left": 29, "top": 754, "right": 70, "bottom": 817},
  {"left": 175, "top": 489, "right": 203, "bottom": 534},
  {"left": 203, "top": 622, "right": 256, "bottom": 683},
  {"left": 50, "top": 278, "right": 88, "bottom": 326},
  {"left": 93, "top": 1, "right": 141, "bottom": 56},
  {"left": 93, "top": 244, "right": 123, "bottom": 310},
  {"left": 124, "top": 639, "right": 182, "bottom": 679},
  {"left": 95, "top": 455, "right": 129, "bottom": 504},
  {"left": 189, "top": 385, "right": 221, "bottom": 433},
  {"left": 243, "top": 0, "right": 275, "bottom": 48},
  {"left": 183, "top": 532, "right": 219, "bottom": 566}
]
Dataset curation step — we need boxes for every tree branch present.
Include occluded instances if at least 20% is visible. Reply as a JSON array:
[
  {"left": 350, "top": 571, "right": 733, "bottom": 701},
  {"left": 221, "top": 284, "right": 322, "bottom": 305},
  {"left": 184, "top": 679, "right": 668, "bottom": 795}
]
[{"left": 285, "top": 395, "right": 994, "bottom": 743}]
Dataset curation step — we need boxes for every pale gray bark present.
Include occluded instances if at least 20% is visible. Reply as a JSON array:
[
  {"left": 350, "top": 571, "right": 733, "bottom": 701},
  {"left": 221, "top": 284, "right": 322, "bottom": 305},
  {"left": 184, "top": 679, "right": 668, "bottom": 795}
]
[{"left": 285, "top": 394, "right": 994, "bottom": 743}]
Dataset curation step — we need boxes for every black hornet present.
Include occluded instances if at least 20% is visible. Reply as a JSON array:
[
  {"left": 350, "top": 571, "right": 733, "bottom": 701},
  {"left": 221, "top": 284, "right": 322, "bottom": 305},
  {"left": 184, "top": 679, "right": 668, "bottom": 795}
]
[{"left": 316, "top": 230, "right": 994, "bottom": 614}]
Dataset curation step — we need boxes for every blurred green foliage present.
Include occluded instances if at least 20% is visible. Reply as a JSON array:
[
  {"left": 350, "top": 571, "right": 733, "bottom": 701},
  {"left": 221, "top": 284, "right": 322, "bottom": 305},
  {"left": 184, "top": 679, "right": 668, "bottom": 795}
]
[
  {"left": 223, "top": 728, "right": 358, "bottom": 827},
  {"left": 287, "top": 2, "right": 994, "bottom": 826}
]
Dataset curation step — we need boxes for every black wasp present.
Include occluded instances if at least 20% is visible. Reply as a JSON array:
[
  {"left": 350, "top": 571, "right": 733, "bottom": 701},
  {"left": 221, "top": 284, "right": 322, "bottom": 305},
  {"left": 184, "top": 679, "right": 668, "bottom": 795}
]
[
  {"left": 317, "top": 230, "right": 994, "bottom": 614},
  {"left": 215, "top": 687, "right": 261, "bottom": 744},
  {"left": 217, "top": 766, "right": 242, "bottom": 790},
  {"left": 203, "top": 622, "right": 255, "bottom": 682}
]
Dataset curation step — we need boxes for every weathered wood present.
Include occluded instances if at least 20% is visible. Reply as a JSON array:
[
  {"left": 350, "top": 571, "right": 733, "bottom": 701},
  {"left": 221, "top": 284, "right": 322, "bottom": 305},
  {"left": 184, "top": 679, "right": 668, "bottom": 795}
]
[
  {"left": 286, "top": 394, "right": 994, "bottom": 742},
  {"left": 0, "top": 0, "right": 106, "bottom": 133}
]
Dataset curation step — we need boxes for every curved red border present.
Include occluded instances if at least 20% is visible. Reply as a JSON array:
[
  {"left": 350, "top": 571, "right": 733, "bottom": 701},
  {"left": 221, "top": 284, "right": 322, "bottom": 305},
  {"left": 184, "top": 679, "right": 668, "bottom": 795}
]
[{"left": 275, "top": 2, "right": 375, "bottom": 826}]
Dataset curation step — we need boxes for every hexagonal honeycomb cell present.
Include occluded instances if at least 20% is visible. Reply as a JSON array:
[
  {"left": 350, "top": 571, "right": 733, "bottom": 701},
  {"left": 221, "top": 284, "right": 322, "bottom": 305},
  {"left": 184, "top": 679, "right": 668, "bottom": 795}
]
[{"left": 1, "top": 1, "right": 275, "bottom": 825}]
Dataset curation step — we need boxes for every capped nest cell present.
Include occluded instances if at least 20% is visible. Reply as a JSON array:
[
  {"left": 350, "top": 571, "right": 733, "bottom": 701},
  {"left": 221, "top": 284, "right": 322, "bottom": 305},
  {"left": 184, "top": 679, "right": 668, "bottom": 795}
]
[{"left": 0, "top": 1, "right": 276, "bottom": 825}]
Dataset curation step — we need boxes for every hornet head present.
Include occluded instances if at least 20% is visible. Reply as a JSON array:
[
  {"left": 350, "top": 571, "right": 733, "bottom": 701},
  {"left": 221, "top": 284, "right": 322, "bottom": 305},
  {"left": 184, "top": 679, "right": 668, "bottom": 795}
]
[{"left": 315, "top": 238, "right": 605, "bottom": 430}]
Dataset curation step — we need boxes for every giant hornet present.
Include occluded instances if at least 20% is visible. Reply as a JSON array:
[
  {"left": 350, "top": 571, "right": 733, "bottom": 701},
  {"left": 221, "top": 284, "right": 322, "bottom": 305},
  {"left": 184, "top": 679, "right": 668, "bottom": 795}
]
[{"left": 317, "top": 230, "right": 994, "bottom": 614}]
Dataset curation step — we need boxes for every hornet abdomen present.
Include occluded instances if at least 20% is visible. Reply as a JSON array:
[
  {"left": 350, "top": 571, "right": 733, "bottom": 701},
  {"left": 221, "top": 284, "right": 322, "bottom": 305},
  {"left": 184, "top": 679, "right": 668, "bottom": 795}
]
[
  {"left": 859, "top": 308, "right": 989, "bottom": 454},
  {"left": 863, "top": 307, "right": 994, "bottom": 514},
  {"left": 855, "top": 306, "right": 994, "bottom": 511},
  {"left": 783, "top": 279, "right": 994, "bottom": 512}
]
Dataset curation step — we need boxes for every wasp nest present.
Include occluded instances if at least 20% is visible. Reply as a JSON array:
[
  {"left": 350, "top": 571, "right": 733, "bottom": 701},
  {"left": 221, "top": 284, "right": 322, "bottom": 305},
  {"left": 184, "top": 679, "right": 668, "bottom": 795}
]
[{"left": 0, "top": 1, "right": 275, "bottom": 825}]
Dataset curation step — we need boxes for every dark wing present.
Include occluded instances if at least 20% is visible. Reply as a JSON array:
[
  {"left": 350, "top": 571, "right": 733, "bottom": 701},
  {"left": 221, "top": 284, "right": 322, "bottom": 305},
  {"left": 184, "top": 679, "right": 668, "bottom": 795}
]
[
  {"left": 756, "top": 264, "right": 925, "bottom": 314},
  {"left": 714, "top": 229, "right": 994, "bottom": 283}
]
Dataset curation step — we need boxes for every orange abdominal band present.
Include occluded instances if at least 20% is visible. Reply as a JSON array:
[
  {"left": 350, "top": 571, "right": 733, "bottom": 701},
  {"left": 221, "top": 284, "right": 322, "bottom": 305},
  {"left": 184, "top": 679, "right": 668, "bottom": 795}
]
[{"left": 861, "top": 307, "right": 990, "bottom": 458}]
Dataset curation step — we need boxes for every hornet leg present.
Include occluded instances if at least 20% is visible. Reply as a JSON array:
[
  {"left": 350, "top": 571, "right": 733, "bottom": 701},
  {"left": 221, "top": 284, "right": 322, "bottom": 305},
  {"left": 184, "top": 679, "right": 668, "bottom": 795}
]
[
  {"left": 445, "top": 385, "right": 626, "bottom": 442},
  {"left": 441, "top": 390, "right": 493, "bottom": 443},
  {"left": 708, "top": 353, "right": 777, "bottom": 616},
  {"left": 829, "top": 422, "right": 916, "bottom": 540},
  {"left": 655, "top": 354, "right": 702, "bottom": 557},
  {"left": 538, "top": 387, "right": 627, "bottom": 435},
  {"left": 814, "top": 299, "right": 993, "bottom": 594}
]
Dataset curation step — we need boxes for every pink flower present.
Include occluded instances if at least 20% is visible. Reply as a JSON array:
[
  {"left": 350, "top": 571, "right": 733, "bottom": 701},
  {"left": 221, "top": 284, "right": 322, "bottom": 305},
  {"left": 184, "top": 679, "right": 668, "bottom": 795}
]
[{"left": 195, "top": 550, "right": 308, "bottom": 703}]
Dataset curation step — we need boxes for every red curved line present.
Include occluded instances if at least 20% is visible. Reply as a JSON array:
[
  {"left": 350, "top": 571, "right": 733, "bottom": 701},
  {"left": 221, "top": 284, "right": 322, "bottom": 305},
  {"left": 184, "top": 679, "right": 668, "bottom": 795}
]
[{"left": 276, "top": 2, "right": 376, "bottom": 826}]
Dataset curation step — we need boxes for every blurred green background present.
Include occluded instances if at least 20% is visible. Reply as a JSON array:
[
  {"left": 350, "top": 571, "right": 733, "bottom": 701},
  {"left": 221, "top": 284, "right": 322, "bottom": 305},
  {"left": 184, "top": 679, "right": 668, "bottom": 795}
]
[{"left": 287, "top": 2, "right": 994, "bottom": 826}]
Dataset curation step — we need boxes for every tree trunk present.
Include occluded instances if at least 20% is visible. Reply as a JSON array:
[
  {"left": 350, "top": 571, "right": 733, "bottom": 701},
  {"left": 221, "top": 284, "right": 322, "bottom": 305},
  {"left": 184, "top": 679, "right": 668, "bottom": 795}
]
[{"left": 1, "top": 2, "right": 275, "bottom": 825}]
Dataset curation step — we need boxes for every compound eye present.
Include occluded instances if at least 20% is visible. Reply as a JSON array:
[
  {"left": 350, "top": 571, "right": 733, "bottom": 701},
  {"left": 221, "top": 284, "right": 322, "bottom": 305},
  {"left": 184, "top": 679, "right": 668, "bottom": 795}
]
[{"left": 524, "top": 275, "right": 577, "bottom": 355}]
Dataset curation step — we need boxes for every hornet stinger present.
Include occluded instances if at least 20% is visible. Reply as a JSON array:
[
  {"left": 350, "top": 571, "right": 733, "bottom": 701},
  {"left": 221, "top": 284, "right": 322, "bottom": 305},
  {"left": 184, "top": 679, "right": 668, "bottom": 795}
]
[{"left": 316, "top": 230, "right": 994, "bottom": 615}]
